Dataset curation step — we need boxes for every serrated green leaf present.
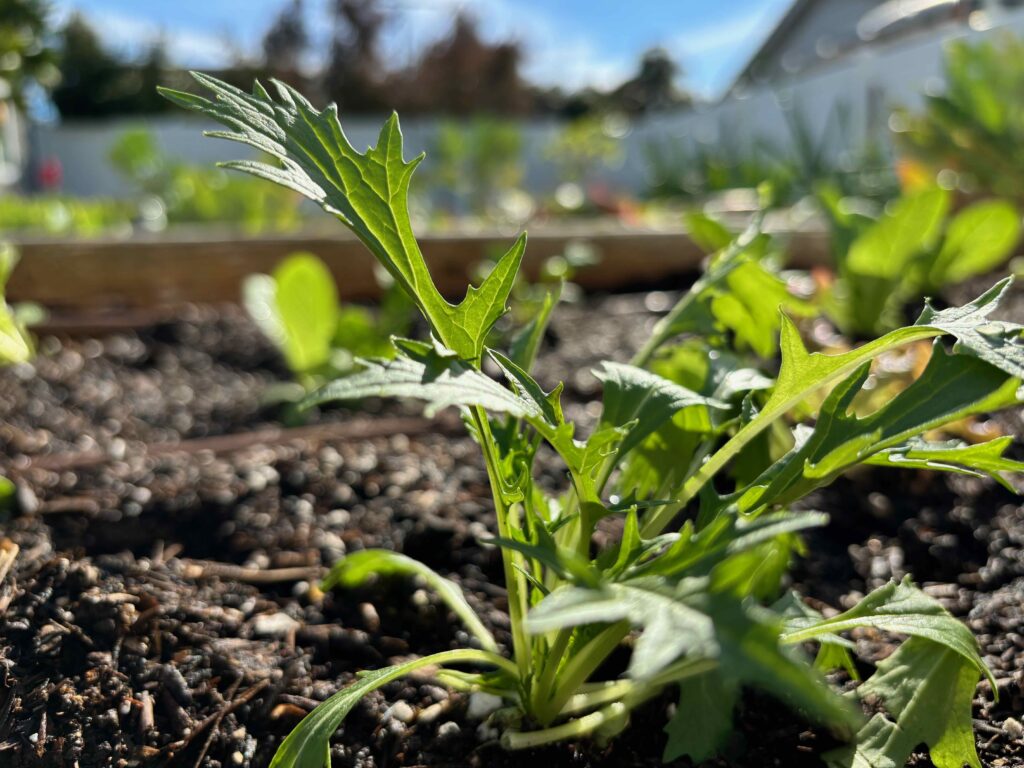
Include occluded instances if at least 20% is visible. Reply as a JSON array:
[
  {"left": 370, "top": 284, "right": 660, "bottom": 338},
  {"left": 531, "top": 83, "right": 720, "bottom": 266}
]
[
  {"left": 824, "top": 640, "right": 982, "bottom": 768},
  {"left": 867, "top": 436, "right": 1024, "bottom": 492},
  {"left": 489, "top": 349, "right": 565, "bottom": 429},
  {"left": 738, "top": 344, "right": 1020, "bottom": 513},
  {"left": 323, "top": 549, "right": 496, "bottom": 652},
  {"left": 781, "top": 577, "right": 988, "bottom": 679},
  {"left": 643, "top": 279, "right": 1024, "bottom": 538},
  {"left": 916, "top": 277, "right": 1024, "bottom": 378},
  {"left": 161, "top": 74, "right": 523, "bottom": 360},
  {"left": 304, "top": 344, "right": 539, "bottom": 420}
]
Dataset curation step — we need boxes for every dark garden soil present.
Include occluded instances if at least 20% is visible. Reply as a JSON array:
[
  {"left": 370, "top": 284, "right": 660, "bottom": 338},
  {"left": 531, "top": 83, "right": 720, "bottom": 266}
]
[{"left": 0, "top": 287, "right": 1022, "bottom": 767}]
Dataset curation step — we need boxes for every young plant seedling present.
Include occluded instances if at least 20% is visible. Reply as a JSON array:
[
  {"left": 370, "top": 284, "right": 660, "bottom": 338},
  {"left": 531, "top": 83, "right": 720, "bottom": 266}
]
[
  {"left": 816, "top": 183, "right": 1021, "bottom": 336},
  {"left": 243, "top": 251, "right": 412, "bottom": 391},
  {"left": 0, "top": 244, "right": 38, "bottom": 366},
  {"left": 163, "top": 74, "right": 1024, "bottom": 768}
]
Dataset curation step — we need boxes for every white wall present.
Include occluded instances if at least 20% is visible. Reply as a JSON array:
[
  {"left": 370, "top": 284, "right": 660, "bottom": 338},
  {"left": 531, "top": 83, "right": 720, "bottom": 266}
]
[{"left": 23, "top": 7, "right": 1024, "bottom": 201}]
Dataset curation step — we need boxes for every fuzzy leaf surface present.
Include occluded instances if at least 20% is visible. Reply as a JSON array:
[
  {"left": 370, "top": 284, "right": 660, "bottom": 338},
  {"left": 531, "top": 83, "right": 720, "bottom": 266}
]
[
  {"left": 304, "top": 342, "right": 539, "bottom": 420},
  {"left": 824, "top": 640, "right": 982, "bottom": 768}
]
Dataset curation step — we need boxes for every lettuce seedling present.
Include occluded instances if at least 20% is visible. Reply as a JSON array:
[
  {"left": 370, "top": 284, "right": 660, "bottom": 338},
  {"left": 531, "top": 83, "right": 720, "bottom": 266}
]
[
  {"left": 0, "top": 245, "right": 38, "bottom": 366},
  {"left": 163, "top": 75, "right": 1024, "bottom": 768},
  {"left": 243, "top": 251, "right": 412, "bottom": 389},
  {"left": 817, "top": 184, "right": 1021, "bottom": 336}
]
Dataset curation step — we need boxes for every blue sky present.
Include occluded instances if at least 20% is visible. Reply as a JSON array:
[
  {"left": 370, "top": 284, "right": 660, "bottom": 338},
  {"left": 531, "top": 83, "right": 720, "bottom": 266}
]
[{"left": 54, "top": 0, "right": 794, "bottom": 98}]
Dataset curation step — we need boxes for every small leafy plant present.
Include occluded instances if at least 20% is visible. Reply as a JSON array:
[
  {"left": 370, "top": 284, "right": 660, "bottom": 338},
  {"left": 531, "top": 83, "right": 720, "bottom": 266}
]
[
  {"left": 892, "top": 34, "right": 1024, "bottom": 204},
  {"left": 0, "top": 245, "right": 39, "bottom": 366},
  {"left": 243, "top": 251, "right": 412, "bottom": 390},
  {"left": 429, "top": 117, "right": 526, "bottom": 218},
  {"left": 109, "top": 127, "right": 303, "bottom": 232},
  {"left": 816, "top": 184, "right": 1020, "bottom": 336},
  {"left": 162, "top": 74, "right": 1024, "bottom": 768}
]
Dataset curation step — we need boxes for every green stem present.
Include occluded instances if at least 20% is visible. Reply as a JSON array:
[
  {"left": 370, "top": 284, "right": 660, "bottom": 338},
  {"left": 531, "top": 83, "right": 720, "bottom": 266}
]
[
  {"left": 536, "top": 621, "right": 631, "bottom": 724},
  {"left": 505, "top": 656, "right": 719, "bottom": 749},
  {"left": 503, "top": 702, "right": 630, "bottom": 750},
  {"left": 530, "top": 627, "right": 573, "bottom": 719},
  {"left": 631, "top": 209, "right": 768, "bottom": 370},
  {"left": 472, "top": 407, "right": 532, "bottom": 684},
  {"left": 558, "top": 679, "right": 635, "bottom": 716}
]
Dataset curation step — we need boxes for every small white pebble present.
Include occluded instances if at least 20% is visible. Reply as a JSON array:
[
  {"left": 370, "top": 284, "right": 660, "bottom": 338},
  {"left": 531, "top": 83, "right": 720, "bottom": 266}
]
[
  {"left": 437, "top": 721, "right": 460, "bottom": 739},
  {"left": 418, "top": 702, "right": 446, "bottom": 724},
  {"left": 476, "top": 721, "right": 499, "bottom": 741},
  {"left": 253, "top": 612, "right": 300, "bottom": 638},
  {"left": 383, "top": 701, "right": 416, "bottom": 724},
  {"left": 232, "top": 751, "right": 245, "bottom": 765},
  {"left": 359, "top": 602, "right": 381, "bottom": 631},
  {"left": 411, "top": 589, "right": 430, "bottom": 608},
  {"left": 467, "top": 692, "right": 503, "bottom": 720}
]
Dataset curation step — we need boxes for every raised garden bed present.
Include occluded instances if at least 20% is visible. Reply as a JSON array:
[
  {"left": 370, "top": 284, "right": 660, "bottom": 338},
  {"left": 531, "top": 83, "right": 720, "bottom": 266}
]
[
  {"left": 5, "top": 216, "right": 829, "bottom": 312},
  {"left": 0, "top": 285, "right": 1022, "bottom": 767}
]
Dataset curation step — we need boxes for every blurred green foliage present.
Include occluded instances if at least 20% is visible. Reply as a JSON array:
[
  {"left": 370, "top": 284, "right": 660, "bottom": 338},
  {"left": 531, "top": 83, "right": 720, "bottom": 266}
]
[
  {"left": 429, "top": 117, "right": 525, "bottom": 216},
  {"left": 545, "top": 115, "right": 623, "bottom": 185},
  {"left": 0, "top": 195, "right": 134, "bottom": 235},
  {"left": 893, "top": 34, "right": 1024, "bottom": 203},
  {"left": 817, "top": 184, "right": 1021, "bottom": 335},
  {"left": 0, "top": 0, "right": 59, "bottom": 107},
  {"left": 646, "top": 104, "right": 896, "bottom": 206},
  {"left": 0, "top": 244, "right": 38, "bottom": 365},
  {"left": 108, "top": 128, "right": 303, "bottom": 232},
  {"left": 243, "top": 252, "right": 413, "bottom": 390}
]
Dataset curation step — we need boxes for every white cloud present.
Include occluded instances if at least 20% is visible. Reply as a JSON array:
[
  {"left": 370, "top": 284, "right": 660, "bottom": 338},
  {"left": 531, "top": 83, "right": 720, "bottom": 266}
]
[{"left": 56, "top": 4, "right": 251, "bottom": 67}]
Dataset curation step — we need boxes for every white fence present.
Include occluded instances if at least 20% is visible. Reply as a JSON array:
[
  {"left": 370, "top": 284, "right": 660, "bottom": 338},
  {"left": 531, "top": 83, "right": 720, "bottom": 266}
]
[{"left": 22, "top": 7, "right": 1024, "bottom": 200}]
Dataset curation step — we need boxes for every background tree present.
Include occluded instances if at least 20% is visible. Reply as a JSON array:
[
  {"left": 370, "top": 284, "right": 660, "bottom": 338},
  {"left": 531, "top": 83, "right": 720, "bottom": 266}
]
[
  {"left": 51, "top": 13, "right": 124, "bottom": 118},
  {"left": 399, "top": 13, "right": 529, "bottom": 116},
  {"left": 0, "top": 0, "right": 59, "bottom": 107},
  {"left": 323, "top": 0, "right": 387, "bottom": 112},
  {"left": 262, "top": 0, "right": 310, "bottom": 92},
  {"left": 611, "top": 47, "right": 689, "bottom": 114}
]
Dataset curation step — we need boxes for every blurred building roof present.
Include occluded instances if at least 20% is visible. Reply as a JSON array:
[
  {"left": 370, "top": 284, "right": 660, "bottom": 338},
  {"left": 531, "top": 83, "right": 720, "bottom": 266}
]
[{"left": 729, "top": 0, "right": 985, "bottom": 94}]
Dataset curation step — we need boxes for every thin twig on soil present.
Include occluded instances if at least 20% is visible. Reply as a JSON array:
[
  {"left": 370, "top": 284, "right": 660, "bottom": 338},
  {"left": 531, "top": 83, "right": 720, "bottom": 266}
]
[
  {"left": 177, "top": 558, "right": 324, "bottom": 584},
  {"left": 191, "top": 676, "right": 242, "bottom": 768},
  {"left": 159, "top": 678, "right": 270, "bottom": 762}
]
